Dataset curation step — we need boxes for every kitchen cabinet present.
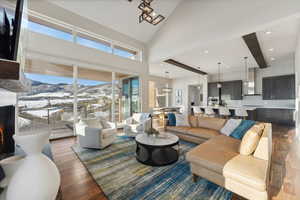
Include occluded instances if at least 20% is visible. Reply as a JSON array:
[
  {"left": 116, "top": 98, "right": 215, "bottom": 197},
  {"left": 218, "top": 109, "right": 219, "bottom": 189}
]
[
  {"left": 262, "top": 74, "right": 295, "bottom": 100},
  {"left": 255, "top": 108, "right": 295, "bottom": 126},
  {"left": 208, "top": 82, "right": 218, "bottom": 97},
  {"left": 208, "top": 80, "right": 242, "bottom": 100}
]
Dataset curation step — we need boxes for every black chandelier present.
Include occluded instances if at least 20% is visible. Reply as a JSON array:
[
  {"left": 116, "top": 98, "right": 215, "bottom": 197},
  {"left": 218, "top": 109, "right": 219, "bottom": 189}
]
[{"left": 135, "top": 0, "right": 165, "bottom": 25}]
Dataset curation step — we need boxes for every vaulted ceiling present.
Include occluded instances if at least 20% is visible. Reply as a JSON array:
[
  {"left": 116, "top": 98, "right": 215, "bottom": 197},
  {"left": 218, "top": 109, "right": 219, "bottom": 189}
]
[
  {"left": 45, "top": 0, "right": 300, "bottom": 78},
  {"left": 51, "top": 0, "right": 182, "bottom": 43}
]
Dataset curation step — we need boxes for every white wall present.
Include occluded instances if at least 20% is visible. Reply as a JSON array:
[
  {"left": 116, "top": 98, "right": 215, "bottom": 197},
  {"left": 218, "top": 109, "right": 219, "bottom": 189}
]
[{"left": 172, "top": 75, "right": 208, "bottom": 114}]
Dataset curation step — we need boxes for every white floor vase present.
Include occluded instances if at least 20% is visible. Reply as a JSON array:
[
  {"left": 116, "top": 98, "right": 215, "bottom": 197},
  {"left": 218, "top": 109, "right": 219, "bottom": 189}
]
[{"left": 7, "top": 132, "right": 60, "bottom": 200}]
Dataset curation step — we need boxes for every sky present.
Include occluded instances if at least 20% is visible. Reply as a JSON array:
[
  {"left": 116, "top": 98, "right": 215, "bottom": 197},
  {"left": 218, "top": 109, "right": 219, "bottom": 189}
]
[{"left": 26, "top": 73, "right": 107, "bottom": 86}]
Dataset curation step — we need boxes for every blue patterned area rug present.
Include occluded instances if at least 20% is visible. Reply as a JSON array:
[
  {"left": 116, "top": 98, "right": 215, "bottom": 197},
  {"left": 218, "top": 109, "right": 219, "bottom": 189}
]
[{"left": 72, "top": 136, "right": 232, "bottom": 200}]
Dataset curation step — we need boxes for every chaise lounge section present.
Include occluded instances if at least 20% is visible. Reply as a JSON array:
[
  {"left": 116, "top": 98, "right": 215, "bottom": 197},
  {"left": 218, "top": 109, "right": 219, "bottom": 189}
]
[{"left": 166, "top": 116, "right": 272, "bottom": 200}]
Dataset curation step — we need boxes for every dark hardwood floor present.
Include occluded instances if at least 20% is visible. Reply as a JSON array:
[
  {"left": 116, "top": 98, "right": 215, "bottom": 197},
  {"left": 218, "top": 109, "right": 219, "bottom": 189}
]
[{"left": 51, "top": 125, "right": 300, "bottom": 200}]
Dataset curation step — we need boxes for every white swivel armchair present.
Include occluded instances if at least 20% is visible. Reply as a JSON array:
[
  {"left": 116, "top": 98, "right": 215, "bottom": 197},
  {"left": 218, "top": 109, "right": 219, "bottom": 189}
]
[
  {"left": 124, "top": 113, "right": 151, "bottom": 136},
  {"left": 75, "top": 118, "right": 116, "bottom": 149}
]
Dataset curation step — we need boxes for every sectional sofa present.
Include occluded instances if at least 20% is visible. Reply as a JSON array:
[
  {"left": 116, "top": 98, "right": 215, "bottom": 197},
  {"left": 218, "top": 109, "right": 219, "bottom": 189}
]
[{"left": 166, "top": 116, "right": 272, "bottom": 200}]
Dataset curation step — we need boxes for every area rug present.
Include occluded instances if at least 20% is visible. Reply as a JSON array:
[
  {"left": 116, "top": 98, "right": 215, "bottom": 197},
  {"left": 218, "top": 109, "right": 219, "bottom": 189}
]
[{"left": 72, "top": 136, "right": 232, "bottom": 200}]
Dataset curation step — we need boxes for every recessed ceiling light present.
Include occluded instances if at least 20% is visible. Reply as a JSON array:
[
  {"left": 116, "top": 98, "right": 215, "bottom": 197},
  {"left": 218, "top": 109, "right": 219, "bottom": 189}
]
[
  {"left": 265, "top": 31, "right": 272, "bottom": 35},
  {"left": 204, "top": 50, "right": 209, "bottom": 54},
  {"left": 269, "top": 48, "right": 274, "bottom": 52},
  {"left": 270, "top": 57, "right": 276, "bottom": 61}
]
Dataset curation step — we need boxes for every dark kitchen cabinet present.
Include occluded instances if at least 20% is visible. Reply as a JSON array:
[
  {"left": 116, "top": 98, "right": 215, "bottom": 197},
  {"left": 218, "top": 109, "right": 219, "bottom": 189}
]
[
  {"left": 262, "top": 74, "right": 295, "bottom": 100},
  {"left": 256, "top": 108, "right": 295, "bottom": 126},
  {"left": 208, "top": 82, "right": 218, "bottom": 97},
  {"left": 230, "top": 80, "right": 243, "bottom": 100},
  {"left": 211, "top": 80, "right": 243, "bottom": 100}
]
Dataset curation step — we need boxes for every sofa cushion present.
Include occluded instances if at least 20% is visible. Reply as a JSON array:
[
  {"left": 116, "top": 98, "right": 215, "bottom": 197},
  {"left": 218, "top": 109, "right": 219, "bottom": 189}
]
[
  {"left": 230, "top": 120, "right": 255, "bottom": 139},
  {"left": 220, "top": 119, "right": 242, "bottom": 136},
  {"left": 197, "top": 116, "right": 226, "bottom": 131},
  {"left": 166, "top": 126, "right": 190, "bottom": 134},
  {"left": 187, "top": 128, "right": 220, "bottom": 139},
  {"left": 186, "top": 135, "right": 240, "bottom": 174},
  {"left": 223, "top": 155, "right": 268, "bottom": 191},
  {"left": 239, "top": 123, "right": 264, "bottom": 155},
  {"left": 188, "top": 115, "right": 198, "bottom": 127}
]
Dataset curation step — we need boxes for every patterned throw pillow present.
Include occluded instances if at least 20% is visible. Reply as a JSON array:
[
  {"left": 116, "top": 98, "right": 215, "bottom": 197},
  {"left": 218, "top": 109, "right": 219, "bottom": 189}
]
[
  {"left": 230, "top": 120, "right": 255, "bottom": 140},
  {"left": 220, "top": 119, "right": 242, "bottom": 136}
]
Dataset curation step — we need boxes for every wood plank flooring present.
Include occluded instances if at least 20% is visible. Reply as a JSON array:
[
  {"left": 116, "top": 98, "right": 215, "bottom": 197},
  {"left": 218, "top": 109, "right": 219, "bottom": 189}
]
[{"left": 51, "top": 125, "right": 300, "bottom": 200}]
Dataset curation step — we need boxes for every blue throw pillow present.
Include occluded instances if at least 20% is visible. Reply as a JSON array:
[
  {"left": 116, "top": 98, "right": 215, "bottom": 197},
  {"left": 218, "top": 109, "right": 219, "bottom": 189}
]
[
  {"left": 167, "top": 113, "right": 176, "bottom": 126},
  {"left": 230, "top": 120, "right": 255, "bottom": 140}
]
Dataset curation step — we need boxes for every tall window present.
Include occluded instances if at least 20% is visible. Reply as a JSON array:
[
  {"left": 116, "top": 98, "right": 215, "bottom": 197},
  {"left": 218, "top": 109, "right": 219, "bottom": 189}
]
[
  {"left": 77, "top": 68, "right": 114, "bottom": 121},
  {"left": 18, "top": 72, "right": 74, "bottom": 139}
]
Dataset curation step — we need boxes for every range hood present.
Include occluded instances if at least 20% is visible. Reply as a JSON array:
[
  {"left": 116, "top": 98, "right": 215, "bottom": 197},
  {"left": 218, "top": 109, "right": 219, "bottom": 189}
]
[
  {"left": 0, "top": 59, "right": 31, "bottom": 92},
  {"left": 243, "top": 68, "right": 261, "bottom": 96}
]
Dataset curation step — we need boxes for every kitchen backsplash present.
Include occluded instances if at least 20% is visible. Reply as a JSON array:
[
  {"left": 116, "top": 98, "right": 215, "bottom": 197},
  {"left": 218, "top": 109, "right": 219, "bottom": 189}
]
[{"left": 225, "top": 95, "right": 295, "bottom": 108}]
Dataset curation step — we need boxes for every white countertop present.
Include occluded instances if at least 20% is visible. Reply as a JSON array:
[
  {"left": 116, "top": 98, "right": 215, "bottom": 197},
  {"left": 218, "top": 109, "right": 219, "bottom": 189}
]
[
  {"left": 200, "top": 105, "right": 295, "bottom": 110},
  {"left": 199, "top": 106, "right": 257, "bottom": 111}
]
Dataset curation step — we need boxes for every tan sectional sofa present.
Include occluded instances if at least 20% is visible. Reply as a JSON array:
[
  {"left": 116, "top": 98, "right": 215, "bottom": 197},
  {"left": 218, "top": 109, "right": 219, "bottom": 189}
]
[{"left": 166, "top": 116, "right": 272, "bottom": 200}]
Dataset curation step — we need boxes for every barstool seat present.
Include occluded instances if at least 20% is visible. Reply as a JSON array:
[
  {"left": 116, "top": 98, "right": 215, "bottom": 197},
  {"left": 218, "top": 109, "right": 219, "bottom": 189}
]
[
  {"left": 219, "top": 107, "right": 231, "bottom": 118},
  {"left": 193, "top": 106, "right": 203, "bottom": 116},
  {"left": 235, "top": 108, "right": 248, "bottom": 119},
  {"left": 205, "top": 107, "right": 215, "bottom": 117}
]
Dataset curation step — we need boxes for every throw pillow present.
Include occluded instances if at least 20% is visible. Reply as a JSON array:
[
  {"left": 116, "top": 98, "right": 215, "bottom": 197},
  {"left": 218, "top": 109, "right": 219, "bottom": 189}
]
[
  {"left": 175, "top": 114, "right": 189, "bottom": 126},
  {"left": 230, "top": 120, "right": 255, "bottom": 140},
  {"left": 167, "top": 113, "right": 176, "bottom": 126},
  {"left": 239, "top": 123, "right": 265, "bottom": 155},
  {"left": 188, "top": 115, "right": 198, "bottom": 127},
  {"left": 220, "top": 119, "right": 242, "bottom": 136}
]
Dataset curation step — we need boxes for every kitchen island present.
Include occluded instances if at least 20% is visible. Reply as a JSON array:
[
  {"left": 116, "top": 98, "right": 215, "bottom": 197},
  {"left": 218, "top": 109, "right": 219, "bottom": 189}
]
[{"left": 198, "top": 105, "right": 295, "bottom": 126}]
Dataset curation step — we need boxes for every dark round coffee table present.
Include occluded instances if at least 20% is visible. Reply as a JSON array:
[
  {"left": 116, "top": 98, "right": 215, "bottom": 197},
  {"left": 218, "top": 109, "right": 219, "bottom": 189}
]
[{"left": 135, "top": 133, "right": 179, "bottom": 166}]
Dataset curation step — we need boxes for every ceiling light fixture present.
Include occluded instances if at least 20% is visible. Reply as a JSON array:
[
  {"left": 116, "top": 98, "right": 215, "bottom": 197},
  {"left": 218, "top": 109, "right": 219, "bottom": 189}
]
[
  {"left": 217, "top": 62, "right": 222, "bottom": 88},
  {"left": 270, "top": 57, "right": 276, "bottom": 61},
  {"left": 204, "top": 50, "right": 209, "bottom": 54},
  {"left": 162, "top": 71, "right": 172, "bottom": 93},
  {"left": 265, "top": 31, "right": 272, "bottom": 35},
  {"left": 269, "top": 48, "right": 274, "bottom": 52},
  {"left": 135, "top": 0, "right": 165, "bottom": 25}
]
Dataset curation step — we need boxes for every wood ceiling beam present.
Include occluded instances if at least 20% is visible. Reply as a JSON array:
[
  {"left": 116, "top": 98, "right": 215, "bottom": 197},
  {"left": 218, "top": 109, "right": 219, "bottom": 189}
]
[
  {"left": 164, "top": 59, "right": 207, "bottom": 75},
  {"left": 242, "top": 33, "right": 268, "bottom": 68}
]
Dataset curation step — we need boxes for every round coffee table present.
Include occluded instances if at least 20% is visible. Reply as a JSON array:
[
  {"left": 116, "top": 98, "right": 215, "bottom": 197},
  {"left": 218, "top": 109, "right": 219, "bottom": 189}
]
[{"left": 135, "top": 133, "right": 179, "bottom": 166}]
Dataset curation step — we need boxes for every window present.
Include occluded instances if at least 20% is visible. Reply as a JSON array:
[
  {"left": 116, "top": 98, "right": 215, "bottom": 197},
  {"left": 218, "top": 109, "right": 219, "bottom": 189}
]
[
  {"left": 27, "top": 21, "right": 73, "bottom": 42},
  {"left": 27, "top": 17, "right": 142, "bottom": 61},
  {"left": 114, "top": 45, "right": 137, "bottom": 60},
  {"left": 76, "top": 34, "right": 112, "bottom": 53}
]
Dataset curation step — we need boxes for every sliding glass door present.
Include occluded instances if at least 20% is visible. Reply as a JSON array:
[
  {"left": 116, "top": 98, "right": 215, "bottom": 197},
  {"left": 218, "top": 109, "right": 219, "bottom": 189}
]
[{"left": 122, "top": 77, "right": 140, "bottom": 119}]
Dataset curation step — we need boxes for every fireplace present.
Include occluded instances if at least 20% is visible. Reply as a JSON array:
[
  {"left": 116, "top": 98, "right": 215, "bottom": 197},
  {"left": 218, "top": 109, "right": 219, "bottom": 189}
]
[{"left": 0, "top": 105, "right": 15, "bottom": 159}]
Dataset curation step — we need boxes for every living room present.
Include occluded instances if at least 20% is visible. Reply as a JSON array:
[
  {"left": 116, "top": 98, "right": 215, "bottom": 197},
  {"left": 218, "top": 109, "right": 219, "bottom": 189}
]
[{"left": 0, "top": 0, "right": 300, "bottom": 200}]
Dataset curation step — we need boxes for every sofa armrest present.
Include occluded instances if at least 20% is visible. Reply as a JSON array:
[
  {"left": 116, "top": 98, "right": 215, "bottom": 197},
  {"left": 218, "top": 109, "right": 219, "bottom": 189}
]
[{"left": 125, "top": 117, "right": 133, "bottom": 125}]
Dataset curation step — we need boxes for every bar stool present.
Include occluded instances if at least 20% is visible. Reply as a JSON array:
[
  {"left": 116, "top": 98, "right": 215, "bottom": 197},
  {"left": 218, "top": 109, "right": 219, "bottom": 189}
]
[
  {"left": 219, "top": 107, "right": 231, "bottom": 119},
  {"left": 193, "top": 106, "right": 203, "bottom": 117},
  {"left": 205, "top": 107, "right": 215, "bottom": 117},
  {"left": 235, "top": 108, "right": 248, "bottom": 120}
]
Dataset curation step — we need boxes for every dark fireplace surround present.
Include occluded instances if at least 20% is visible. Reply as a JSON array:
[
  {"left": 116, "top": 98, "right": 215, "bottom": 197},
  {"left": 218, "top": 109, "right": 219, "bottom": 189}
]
[{"left": 0, "top": 105, "right": 15, "bottom": 157}]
